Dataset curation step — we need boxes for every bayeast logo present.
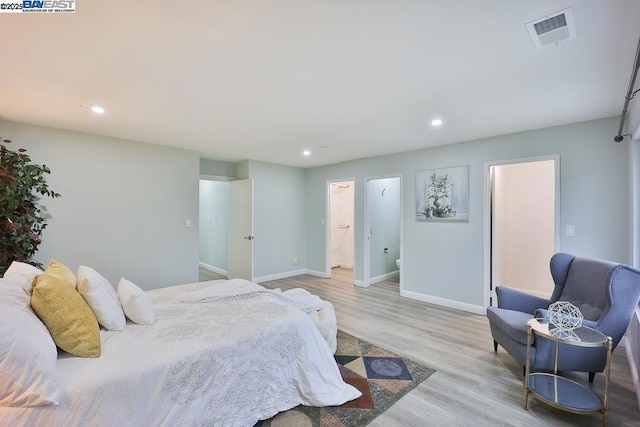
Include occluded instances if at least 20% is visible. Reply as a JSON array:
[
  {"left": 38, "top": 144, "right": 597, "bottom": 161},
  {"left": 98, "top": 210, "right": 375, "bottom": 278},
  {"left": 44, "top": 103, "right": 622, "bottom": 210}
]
[{"left": 22, "top": 0, "right": 75, "bottom": 12}]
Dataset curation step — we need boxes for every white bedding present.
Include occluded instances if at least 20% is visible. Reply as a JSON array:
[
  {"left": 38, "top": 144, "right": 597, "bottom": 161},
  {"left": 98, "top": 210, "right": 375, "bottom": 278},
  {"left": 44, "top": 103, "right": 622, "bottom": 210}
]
[{"left": 0, "top": 280, "right": 360, "bottom": 426}]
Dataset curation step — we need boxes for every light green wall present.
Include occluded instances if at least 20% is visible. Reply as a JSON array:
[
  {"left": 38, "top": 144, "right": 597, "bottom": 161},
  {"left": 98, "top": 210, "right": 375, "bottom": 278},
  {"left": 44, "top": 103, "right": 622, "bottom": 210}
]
[
  {"left": 200, "top": 158, "right": 236, "bottom": 178},
  {"left": 244, "top": 160, "right": 307, "bottom": 279},
  {"left": 236, "top": 160, "right": 249, "bottom": 180},
  {"left": 306, "top": 117, "right": 629, "bottom": 308},
  {"left": 1, "top": 116, "right": 630, "bottom": 308},
  {"left": 199, "top": 180, "right": 229, "bottom": 271},
  {"left": 0, "top": 120, "right": 200, "bottom": 289}
]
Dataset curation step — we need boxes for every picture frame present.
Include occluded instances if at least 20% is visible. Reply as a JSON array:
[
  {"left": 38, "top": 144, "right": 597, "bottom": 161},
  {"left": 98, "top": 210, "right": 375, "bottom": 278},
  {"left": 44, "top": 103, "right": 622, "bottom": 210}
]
[{"left": 416, "top": 165, "right": 469, "bottom": 221}]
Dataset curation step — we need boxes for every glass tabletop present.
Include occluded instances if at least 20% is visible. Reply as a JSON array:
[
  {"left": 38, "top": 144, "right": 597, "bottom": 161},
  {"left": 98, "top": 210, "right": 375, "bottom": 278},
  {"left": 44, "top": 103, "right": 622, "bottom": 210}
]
[
  {"left": 528, "top": 373, "right": 602, "bottom": 412},
  {"left": 527, "top": 318, "right": 608, "bottom": 346}
]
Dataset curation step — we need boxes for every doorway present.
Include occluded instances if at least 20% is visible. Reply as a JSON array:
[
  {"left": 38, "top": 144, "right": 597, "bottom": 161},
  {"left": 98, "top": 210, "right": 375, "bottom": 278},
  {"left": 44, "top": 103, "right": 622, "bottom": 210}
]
[
  {"left": 486, "top": 156, "right": 559, "bottom": 307},
  {"left": 327, "top": 180, "right": 355, "bottom": 283},
  {"left": 364, "top": 175, "right": 402, "bottom": 288},
  {"left": 198, "top": 178, "right": 230, "bottom": 280}
]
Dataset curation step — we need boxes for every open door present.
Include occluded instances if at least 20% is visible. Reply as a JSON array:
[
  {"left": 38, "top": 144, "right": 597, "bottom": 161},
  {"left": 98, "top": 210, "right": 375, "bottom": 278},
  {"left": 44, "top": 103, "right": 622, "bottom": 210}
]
[{"left": 228, "top": 179, "right": 254, "bottom": 280}]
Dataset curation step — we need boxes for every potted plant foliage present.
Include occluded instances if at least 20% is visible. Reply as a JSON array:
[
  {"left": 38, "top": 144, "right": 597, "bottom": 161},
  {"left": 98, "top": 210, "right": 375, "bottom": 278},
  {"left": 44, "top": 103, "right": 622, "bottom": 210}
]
[{"left": 0, "top": 137, "right": 60, "bottom": 275}]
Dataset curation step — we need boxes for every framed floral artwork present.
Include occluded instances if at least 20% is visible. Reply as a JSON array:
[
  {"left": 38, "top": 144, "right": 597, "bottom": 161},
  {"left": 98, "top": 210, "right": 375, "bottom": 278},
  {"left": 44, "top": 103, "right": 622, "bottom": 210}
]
[{"left": 415, "top": 165, "right": 469, "bottom": 221}]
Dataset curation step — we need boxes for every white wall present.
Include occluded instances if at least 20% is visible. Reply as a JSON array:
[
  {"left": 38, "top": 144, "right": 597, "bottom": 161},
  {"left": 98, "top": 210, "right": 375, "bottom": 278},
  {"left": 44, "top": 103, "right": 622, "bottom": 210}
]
[
  {"left": 625, "top": 85, "right": 640, "bottom": 408},
  {"left": 0, "top": 120, "right": 200, "bottom": 289},
  {"left": 305, "top": 117, "right": 629, "bottom": 311},
  {"left": 330, "top": 181, "right": 354, "bottom": 268},
  {"left": 199, "top": 180, "right": 229, "bottom": 272},
  {"left": 494, "top": 160, "right": 555, "bottom": 296}
]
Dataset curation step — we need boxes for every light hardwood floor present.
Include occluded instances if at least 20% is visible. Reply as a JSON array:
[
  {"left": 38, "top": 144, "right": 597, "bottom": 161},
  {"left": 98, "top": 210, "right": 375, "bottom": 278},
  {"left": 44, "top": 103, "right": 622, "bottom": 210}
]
[
  {"left": 258, "top": 268, "right": 640, "bottom": 426},
  {"left": 199, "top": 266, "right": 226, "bottom": 281}
]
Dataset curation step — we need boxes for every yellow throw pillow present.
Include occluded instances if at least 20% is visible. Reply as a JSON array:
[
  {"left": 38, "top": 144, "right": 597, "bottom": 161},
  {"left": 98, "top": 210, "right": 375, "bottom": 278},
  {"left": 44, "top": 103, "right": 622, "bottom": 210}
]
[
  {"left": 31, "top": 273, "right": 101, "bottom": 358},
  {"left": 44, "top": 260, "right": 76, "bottom": 288}
]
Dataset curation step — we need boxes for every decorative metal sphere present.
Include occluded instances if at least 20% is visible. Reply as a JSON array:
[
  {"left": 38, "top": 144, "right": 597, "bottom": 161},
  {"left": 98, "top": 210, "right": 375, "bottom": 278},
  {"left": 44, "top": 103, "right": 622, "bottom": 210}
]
[{"left": 548, "top": 301, "right": 583, "bottom": 332}]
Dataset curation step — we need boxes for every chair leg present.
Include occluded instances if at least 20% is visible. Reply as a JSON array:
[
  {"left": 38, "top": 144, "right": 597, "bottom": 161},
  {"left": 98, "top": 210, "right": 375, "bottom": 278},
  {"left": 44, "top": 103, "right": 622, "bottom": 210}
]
[
  {"left": 522, "top": 366, "right": 526, "bottom": 377},
  {"left": 493, "top": 340, "right": 498, "bottom": 352},
  {"left": 589, "top": 372, "right": 595, "bottom": 383}
]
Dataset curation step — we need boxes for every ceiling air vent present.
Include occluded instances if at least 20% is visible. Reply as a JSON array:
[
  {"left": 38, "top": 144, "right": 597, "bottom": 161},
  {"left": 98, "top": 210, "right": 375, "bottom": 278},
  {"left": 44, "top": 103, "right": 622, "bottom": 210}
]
[{"left": 526, "top": 7, "right": 576, "bottom": 50}]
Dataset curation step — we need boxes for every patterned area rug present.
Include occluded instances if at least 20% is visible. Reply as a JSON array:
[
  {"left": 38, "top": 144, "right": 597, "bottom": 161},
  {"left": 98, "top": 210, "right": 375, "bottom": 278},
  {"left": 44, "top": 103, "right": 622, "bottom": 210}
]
[{"left": 256, "top": 330, "right": 435, "bottom": 427}]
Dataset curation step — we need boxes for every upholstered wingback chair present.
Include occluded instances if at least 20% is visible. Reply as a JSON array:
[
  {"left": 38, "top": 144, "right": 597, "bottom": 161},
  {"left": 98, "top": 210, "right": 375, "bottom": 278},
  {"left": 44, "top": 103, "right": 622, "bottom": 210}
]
[{"left": 486, "top": 253, "right": 640, "bottom": 381}]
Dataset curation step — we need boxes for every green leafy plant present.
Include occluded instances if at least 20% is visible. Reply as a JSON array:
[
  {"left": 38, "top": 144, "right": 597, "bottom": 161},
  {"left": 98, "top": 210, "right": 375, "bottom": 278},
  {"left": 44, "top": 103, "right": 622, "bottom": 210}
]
[{"left": 0, "top": 138, "right": 60, "bottom": 275}]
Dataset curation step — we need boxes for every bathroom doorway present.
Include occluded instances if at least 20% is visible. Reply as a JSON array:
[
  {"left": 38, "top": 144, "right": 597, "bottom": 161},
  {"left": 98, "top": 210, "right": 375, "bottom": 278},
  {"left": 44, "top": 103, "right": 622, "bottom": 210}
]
[
  {"left": 198, "top": 177, "right": 230, "bottom": 280},
  {"left": 327, "top": 179, "right": 355, "bottom": 284},
  {"left": 364, "top": 175, "right": 402, "bottom": 288}
]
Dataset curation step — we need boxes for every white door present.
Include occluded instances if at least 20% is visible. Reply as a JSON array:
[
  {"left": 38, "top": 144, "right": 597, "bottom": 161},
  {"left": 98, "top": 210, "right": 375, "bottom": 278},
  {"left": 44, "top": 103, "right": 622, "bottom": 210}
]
[{"left": 228, "top": 179, "right": 253, "bottom": 280}]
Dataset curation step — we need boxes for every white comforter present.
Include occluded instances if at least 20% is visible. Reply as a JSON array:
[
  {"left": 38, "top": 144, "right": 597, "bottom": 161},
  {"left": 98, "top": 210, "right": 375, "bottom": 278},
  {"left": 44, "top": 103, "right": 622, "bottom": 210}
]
[{"left": 0, "top": 280, "right": 360, "bottom": 426}]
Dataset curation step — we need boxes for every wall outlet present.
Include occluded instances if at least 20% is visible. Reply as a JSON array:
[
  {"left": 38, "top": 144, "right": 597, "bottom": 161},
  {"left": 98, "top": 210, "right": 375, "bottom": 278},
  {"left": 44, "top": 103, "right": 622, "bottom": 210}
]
[{"left": 293, "top": 256, "right": 298, "bottom": 264}]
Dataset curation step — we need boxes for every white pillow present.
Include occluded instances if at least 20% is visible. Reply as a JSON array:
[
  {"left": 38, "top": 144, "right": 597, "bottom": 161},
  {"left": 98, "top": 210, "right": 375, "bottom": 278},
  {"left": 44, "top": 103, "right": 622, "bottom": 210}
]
[
  {"left": 0, "top": 276, "right": 33, "bottom": 302},
  {"left": 3, "top": 261, "right": 43, "bottom": 294},
  {"left": 77, "top": 266, "right": 126, "bottom": 332},
  {"left": 0, "top": 303, "right": 62, "bottom": 406},
  {"left": 117, "top": 278, "right": 156, "bottom": 325}
]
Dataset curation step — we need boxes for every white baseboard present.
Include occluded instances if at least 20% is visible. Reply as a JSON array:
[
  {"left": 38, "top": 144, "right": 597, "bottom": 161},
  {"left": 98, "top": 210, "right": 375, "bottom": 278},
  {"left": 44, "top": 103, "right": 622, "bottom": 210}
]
[
  {"left": 624, "top": 339, "right": 640, "bottom": 412},
  {"left": 625, "top": 309, "right": 640, "bottom": 412},
  {"left": 305, "top": 269, "right": 330, "bottom": 278},
  {"left": 331, "top": 263, "right": 353, "bottom": 269},
  {"left": 198, "top": 262, "right": 227, "bottom": 277},
  {"left": 369, "top": 270, "right": 399, "bottom": 285},
  {"left": 354, "top": 279, "right": 367, "bottom": 287},
  {"left": 400, "top": 289, "right": 485, "bottom": 315},
  {"left": 253, "top": 269, "right": 308, "bottom": 283}
]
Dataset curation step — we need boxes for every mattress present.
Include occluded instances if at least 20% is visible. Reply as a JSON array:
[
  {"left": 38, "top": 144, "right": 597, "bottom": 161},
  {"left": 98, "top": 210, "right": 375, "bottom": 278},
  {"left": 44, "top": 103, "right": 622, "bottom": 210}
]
[{"left": 0, "top": 280, "right": 360, "bottom": 426}]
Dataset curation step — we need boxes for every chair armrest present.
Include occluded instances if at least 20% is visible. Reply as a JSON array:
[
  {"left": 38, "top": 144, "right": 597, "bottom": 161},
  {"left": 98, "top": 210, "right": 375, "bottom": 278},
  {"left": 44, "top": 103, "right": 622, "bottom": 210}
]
[
  {"left": 534, "top": 308, "right": 598, "bottom": 328},
  {"left": 496, "top": 286, "right": 551, "bottom": 314}
]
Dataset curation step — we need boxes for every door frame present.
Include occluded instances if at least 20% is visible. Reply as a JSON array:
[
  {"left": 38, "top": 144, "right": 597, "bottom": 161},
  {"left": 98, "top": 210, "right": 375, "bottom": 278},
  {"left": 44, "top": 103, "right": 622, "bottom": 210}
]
[
  {"left": 325, "top": 178, "right": 356, "bottom": 280},
  {"left": 483, "top": 154, "right": 560, "bottom": 310},
  {"left": 363, "top": 173, "right": 403, "bottom": 289}
]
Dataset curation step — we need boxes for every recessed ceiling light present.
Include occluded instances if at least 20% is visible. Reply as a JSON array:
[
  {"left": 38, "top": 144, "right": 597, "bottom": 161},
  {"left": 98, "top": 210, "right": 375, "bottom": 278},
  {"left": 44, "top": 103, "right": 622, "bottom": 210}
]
[
  {"left": 303, "top": 150, "right": 311, "bottom": 156},
  {"left": 91, "top": 106, "right": 105, "bottom": 114},
  {"left": 431, "top": 119, "right": 443, "bottom": 126}
]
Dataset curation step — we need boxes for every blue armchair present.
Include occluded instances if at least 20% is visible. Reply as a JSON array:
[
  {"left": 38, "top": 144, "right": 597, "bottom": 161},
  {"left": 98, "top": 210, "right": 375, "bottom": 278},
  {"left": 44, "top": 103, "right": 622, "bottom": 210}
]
[{"left": 487, "top": 253, "right": 640, "bottom": 382}]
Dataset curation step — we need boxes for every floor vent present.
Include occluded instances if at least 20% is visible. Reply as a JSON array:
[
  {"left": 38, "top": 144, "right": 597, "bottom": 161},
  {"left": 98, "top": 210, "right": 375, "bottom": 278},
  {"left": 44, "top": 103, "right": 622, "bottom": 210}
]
[{"left": 526, "top": 7, "right": 576, "bottom": 50}]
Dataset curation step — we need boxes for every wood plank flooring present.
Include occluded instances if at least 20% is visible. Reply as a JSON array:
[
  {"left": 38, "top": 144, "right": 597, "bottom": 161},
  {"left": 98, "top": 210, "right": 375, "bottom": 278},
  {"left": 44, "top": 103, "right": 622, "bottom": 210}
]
[
  {"left": 199, "top": 266, "right": 226, "bottom": 281},
  {"left": 258, "top": 268, "right": 640, "bottom": 426}
]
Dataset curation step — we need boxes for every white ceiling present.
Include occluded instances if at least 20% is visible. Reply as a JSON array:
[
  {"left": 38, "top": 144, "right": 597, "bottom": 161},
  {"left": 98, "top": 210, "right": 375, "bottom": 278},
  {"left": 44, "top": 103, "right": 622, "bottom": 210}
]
[{"left": 1, "top": 1, "right": 639, "bottom": 168}]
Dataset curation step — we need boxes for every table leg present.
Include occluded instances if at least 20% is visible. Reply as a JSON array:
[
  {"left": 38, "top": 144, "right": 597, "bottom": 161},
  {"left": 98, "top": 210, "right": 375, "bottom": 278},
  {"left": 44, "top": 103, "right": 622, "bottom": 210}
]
[{"left": 524, "top": 325, "right": 532, "bottom": 409}]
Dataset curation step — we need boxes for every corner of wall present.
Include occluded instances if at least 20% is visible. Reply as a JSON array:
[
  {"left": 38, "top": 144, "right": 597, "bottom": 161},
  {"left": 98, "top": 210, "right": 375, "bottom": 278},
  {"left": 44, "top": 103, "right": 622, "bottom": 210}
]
[
  {"left": 235, "top": 160, "right": 250, "bottom": 179},
  {"left": 624, "top": 308, "right": 640, "bottom": 411}
]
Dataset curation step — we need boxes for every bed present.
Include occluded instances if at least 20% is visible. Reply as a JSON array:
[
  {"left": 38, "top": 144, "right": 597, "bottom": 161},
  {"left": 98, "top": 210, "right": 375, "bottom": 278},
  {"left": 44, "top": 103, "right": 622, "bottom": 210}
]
[{"left": 0, "top": 264, "right": 360, "bottom": 427}]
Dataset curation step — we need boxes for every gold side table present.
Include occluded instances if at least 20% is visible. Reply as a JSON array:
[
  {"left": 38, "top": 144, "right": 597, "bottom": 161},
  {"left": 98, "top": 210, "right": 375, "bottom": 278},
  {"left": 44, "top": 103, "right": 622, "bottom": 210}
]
[{"left": 524, "top": 318, "right": 612, "bottom": 426}]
